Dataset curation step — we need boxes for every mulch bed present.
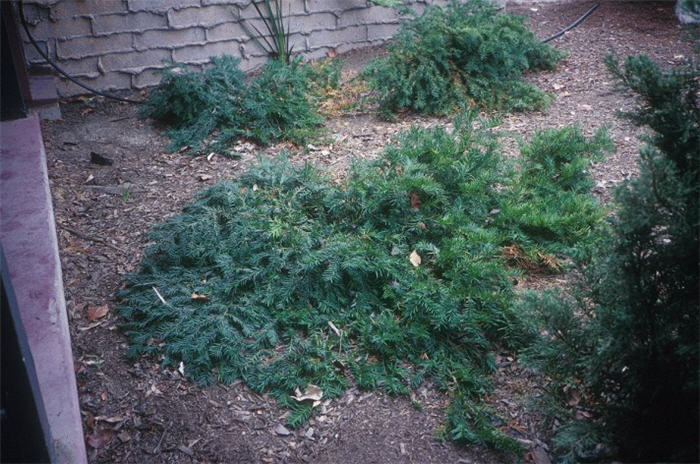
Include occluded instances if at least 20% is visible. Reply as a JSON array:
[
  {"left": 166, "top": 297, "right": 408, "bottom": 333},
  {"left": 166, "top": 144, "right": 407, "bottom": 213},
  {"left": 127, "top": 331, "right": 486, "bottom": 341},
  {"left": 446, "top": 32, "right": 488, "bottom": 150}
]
[{"left": 42, "top": 2, "right": 692, "bottom": 462}]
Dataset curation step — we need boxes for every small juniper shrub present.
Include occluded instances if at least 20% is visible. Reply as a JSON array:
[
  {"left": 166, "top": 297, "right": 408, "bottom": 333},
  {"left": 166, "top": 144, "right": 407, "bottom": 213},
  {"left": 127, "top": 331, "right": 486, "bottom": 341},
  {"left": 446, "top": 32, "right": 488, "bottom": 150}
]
[
  {"left": 118, "top": 111, "right": 609, "bottom": 451},
  {"left": 496, "top": 126, "right": 614, "bottom": 268},
  {"left": 363, "top": 0, "right": 564, "bottom": 118},
  {"left": 521, "top": 55, "right": 699, "bottom": 463},
  {"left": 142, "top": 56, "right": 334, "bottom": 154}
]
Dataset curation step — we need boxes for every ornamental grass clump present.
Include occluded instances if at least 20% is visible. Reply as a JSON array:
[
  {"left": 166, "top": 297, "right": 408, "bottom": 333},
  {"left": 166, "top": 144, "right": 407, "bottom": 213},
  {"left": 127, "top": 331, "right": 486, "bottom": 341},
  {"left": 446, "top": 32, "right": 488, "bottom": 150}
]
[
  {"left": 142, "top": 56, "right": 331, "bottom": 154},
  {"left": 363, "top": 0, "right": 564, "bottom": 118},
  {"left": 119, "top": 111, "right": 610, "bottom": 451}
]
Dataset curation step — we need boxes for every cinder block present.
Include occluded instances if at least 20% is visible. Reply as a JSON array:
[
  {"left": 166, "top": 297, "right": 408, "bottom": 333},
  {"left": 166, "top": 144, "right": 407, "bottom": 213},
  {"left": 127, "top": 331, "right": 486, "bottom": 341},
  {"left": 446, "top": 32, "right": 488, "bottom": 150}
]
[
  {"left": 133, "top": 27, "right": 205, "bottom": 51},
  {"left": 21, "top": 3, "right": 50, "bottom": 24},
  {"left": 92, "top": 12, "right": 167, "bottom": 35},
  {"left": 132, "top": 68, "right": 165, "bottom": 88},
  {"left": 127, "top": 0, "right": 201, "bottom": 13},
  {"left": 239, "top": 54, "right": 268, "bottom": 72},
  {"left": 48, "top": 0, "right": 127, "bottom": 20},
  {"left": 338, "top": 5, "right": 397, "bottom": 28},
  {"left": 305, "top": 0, "right": 354, "bottom": 14},
  {"left": 101, "top": 49, "right": 172, "bottom": 71},
  {"left": 305, "top": 46, "right": 332, "bottom": 61},
  {"left": 288, "top": 13, "right": 336, "bottom": 34},
  {"left": 57, "top": 71, "right": 131, "bottom": 96},
  {"left": 202, "top": 0, "right": 248, "bottom": 5},
  {"left": 24, "top": 39, "right": 51, "bottom": 64},
  {"left": 337, "top": 40, "right": 371, "bottom": 54},
  {"left": 168, "top": 5, "right": 234, "bottom": 28},
  {"left": 206, "top": 22, "right": 248, "bottom": 42},
  {"left": 52, "top": 17, "right": 93, "bottom": 39},
  {"left": 172, "top": 40, "right": 239, "bottom": 63},
  {"left": 236, "top": 0, "right": 305, "bottom": 20},
  {"left": 308, "top": 25, "right": 366, "bottom": 48},
  {"left": 57, "top": 33, "right": 132, "bottom": 59},
  {"left": 54, "top": 56, "right": 100, "bottom": 76},
  {"left": 367, "top": 23, "right": 399, "bottom": 41}
]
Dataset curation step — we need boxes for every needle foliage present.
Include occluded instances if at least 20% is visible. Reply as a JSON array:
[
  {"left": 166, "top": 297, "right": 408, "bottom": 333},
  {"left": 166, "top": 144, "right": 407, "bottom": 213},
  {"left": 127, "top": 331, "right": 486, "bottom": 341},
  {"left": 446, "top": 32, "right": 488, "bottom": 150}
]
[
  {"left": 521, "top": 55, "right": 699, "bottom": 463},
  {"left": 142, "top": 56, "right": 334, "bottom": 154},
  {"left": 363, "top": 0, "right": 564, "bottom": 118},
  {"left": 119, "top": 112, "right": 610, "bottom": 451}
]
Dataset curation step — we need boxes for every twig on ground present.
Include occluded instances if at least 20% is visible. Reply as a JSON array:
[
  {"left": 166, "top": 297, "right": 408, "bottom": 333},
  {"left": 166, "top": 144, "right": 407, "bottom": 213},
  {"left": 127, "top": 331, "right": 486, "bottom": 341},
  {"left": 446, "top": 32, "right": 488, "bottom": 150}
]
[{"left": 60, "top": 224, "right": 127, "bottom": 254}]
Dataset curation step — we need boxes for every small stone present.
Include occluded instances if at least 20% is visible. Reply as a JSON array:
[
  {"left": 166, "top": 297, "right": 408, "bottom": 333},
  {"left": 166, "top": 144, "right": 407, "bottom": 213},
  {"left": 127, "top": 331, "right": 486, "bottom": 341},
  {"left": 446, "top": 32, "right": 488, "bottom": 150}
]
[{"left": 274, "top": 424, "right": 291, "bottom": 436}]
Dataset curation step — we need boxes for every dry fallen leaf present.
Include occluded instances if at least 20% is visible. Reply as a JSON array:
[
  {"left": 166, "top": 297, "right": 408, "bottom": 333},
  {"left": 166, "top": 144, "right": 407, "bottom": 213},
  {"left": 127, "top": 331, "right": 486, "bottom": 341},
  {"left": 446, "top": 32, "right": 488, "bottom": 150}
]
[
  {"left": 409, "top": 192, "right": 421, "bottom": 210},
  {"left": 198, "top": 174, "right": 212, "bottom": 182},
  {"left": 86, "top": 304, "right": 109, "bottom": 321},
  {"left": 409, "top": 250, "right": 421, "bottom": 268},
  {"left": 94, "top": 415, "right": 124, "bottom": 424},
  {"left": 291, "top": 384, "right": 323, "bottom": 402},
  {"left": 86, "top": 429, "right": 114, "bottom": 449}
]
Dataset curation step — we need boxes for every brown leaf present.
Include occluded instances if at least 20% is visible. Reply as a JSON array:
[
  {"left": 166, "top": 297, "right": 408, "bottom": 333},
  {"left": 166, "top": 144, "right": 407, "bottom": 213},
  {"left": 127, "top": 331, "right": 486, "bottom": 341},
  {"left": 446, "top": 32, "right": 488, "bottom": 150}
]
[
  {"left": 409, "top": 192, "right": 421, "bottom": 210},
  {"left": 86, "top": 429, "right": 114, "bottom": 449},
  {"left": 409, "top": 250, "right": 421, "bottom": 268},
  {"left": 291, "top": 384, "right": 323, "bottom": 402},
  {"left": 85, "top": 411, "right": 95, "bottom": 429},
  {"left": 191, "top": 293, "right": 209, "bottom": 301},
  {"left": 86, "top": 305, "right": 109, "bottom": 321}
]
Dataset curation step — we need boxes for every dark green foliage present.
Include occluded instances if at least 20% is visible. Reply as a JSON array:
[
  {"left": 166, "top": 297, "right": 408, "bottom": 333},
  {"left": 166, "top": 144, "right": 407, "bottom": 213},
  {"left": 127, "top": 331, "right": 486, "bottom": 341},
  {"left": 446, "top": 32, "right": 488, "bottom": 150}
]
[
  {"left": 363, "top": 0, "right": 563, "bottom": 118},
  {"left": 142, "top": 57, "right": 324, "bottom": 154},
  {"left": 497, "top": 126, "right": 613, "bottom": 265},
  {"left": 119, "top": 112, "right": 608, "bottom": 451},
  {"left": 522, "top": 56, "right": 699, "bottom": 462}
]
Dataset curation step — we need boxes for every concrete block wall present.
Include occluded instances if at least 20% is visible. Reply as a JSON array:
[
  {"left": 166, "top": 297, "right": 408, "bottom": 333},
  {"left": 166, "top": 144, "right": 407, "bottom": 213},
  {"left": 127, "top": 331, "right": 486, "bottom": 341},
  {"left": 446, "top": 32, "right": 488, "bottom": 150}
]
[{"left": 19, "top": 0, "right": 450, "bottom": 97}]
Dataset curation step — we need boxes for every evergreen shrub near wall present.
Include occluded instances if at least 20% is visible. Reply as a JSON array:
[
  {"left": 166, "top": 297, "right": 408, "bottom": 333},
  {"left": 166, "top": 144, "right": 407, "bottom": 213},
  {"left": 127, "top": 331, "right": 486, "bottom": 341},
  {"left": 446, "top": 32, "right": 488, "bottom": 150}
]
[
  {"left": 118, "top": 111, "right": 612, "bottom": 451},
  {"left": 521, "top": 55, "right": 699, "bottom": 463},
  {"left": 142, "top": 56, "right": 340, "bottom": 155},
  {"left": 363, "top": 0, "right": 564, "bottom": 118}
]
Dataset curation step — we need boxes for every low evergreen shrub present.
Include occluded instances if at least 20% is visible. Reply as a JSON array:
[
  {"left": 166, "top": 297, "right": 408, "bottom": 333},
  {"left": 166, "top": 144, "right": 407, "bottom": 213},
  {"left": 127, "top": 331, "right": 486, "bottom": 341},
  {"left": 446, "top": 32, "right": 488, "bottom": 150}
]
[
  {"left": 118, "top": 112, "right": 609, "bottom": 451},
  {"left": 521, "top": 55, "right": 699, "bottom": 462},
  {"left": 363, "top": 0, "right": 564, "bottom": 118},
  {"left": 142, "top": 56, "right": 331, "bottom": 154}
]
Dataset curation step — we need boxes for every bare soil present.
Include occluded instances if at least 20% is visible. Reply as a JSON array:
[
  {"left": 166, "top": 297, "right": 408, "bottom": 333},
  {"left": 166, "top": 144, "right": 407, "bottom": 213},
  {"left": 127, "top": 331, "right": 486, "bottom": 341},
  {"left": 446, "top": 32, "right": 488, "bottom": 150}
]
[{"left": 42, "top": 2, "right": 693, "bottom": 463}]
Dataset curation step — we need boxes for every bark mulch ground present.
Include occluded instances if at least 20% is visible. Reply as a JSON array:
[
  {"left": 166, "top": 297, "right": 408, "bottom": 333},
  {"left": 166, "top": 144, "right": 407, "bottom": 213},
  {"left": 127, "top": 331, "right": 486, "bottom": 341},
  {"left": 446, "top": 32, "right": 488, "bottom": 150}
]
[{"left": 42, "top": 2, "right": 693, "bottom": 462}]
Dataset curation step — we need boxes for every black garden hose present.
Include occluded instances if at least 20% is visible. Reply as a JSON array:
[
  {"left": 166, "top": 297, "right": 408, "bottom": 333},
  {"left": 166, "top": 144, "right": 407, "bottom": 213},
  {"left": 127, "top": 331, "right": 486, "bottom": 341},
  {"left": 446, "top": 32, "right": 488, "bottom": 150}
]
[{"left": 541, "top": 3, "right": 600, "bottom": 43}]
